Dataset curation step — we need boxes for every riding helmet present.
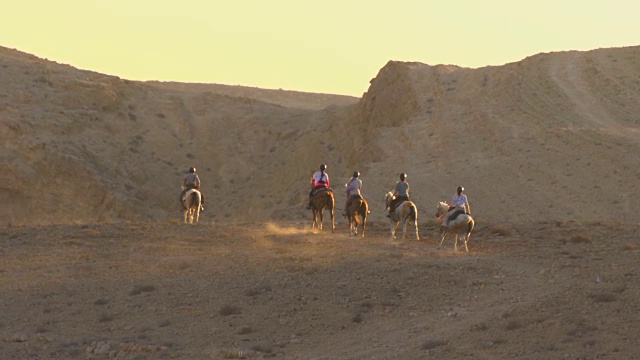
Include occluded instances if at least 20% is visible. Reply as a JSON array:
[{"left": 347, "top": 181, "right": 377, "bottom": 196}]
[
  {"left": 320, "top": 164, "right": 327, "bottom": 171},
  {"left": 353, "top": 171, "right": 360, "bottom": 178},
  {"left": 189, "top": 167, "right": 196, "bottom": 173},
  {"left": 457, "top": 186, "right": 464, "bottom": 192},
  {"left": 400, "top": 173, "right": 407, "bottom": 181}
]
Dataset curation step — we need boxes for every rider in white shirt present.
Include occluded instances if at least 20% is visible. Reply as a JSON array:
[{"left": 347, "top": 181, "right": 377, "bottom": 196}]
[{"left": 443, "top": 186, "right": 470, "bottom": 226}]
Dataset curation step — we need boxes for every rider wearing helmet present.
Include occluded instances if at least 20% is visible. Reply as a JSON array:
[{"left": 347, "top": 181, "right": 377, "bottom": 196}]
[
  {"left": 342, "top": 171, "right": 363, "bottom": 216},
  {"left": 387, "top": 173, "right": 410, "bottom": 217},
  {"left": 180, "top": 166, "right": 205, "bottom": 211},
  {"left": 307, "top": 164, "right": 330, "bottom": 209},
  {"left": 443, "top": 186, "right": 470, "bottom": 226}
]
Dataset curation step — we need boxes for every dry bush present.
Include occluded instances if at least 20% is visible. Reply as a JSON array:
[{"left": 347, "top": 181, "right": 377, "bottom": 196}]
[
  {"left": 352, "top": 313, "right": 363, "bottom": 323},
  {"left": 250, "top": 344, "right": 273, "bottom": 355},
  {"left": 570, "top": 234, "right": 592, "bottom": 244},
  {"left": 490, "top": 224, "right": 511, "bottom": 236},
  {"left": 589, "top": 292, "right": 617, "bottom": 303},
  {"left": 219, "top": 349, "right": 251, "bottom": 359},
  {"left": 93, "top": 298, "right": 109, "bottom": 305},
  {"left": 129, "top": 285, "right": 156, "bottom": 295},
  {"left": 505, "top": 320, "right": 522, "bottom": 331},
  {"left": 245, "top": 284, "right": 272, "bottom": 297},
  {"left": 219, "top": 305, "right": 241, "bottom": 316},
  {"left": 622, "top": 242, "right": 638, "bottom": 251},
  {"left": 98, "top": 313, "right": 114, "bottom": 323},
  {"left": 237, "top": 327, "right": 253, "bottom": 335},
  {"left": 421, "top": 339, "right": 446, "bottom": 350}
]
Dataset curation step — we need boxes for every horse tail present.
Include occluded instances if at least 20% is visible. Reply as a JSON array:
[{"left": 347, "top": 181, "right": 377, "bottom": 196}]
[
  {"left": 467, "top": 217, "right": 475, "bottom": 234},
  {"left": 410, "top": 203, "right": 417, "bottom": 221},
  {"left": 190, "top": 191, "right": 200, "bottom": 208}
]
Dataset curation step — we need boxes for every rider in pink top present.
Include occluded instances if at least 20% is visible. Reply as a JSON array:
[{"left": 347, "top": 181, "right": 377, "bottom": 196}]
[{"left": 307, "top": 164, "right": 330, "bottom": 209}]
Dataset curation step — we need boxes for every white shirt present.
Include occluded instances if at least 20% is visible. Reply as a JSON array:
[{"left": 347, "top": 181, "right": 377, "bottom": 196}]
[{"left": 451, "top": 194, "right": 468, "bottom": 208}]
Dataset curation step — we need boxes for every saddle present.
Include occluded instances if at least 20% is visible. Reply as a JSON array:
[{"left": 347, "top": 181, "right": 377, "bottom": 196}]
[
  {"left": 311, "top": 187, "right": 331, "bottom": 198},
  {"left": 388, "top": 195, "right": 408, "bottom": 213},
  {"left": 447, "top": 208, "right": 466, "bottom": 222}
]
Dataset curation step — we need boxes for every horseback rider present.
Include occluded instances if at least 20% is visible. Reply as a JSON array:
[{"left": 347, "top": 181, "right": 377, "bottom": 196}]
[
  {"left": 387, "top": 173, "right": 410, "bottom": 217},
  {"left": 180, "top": 167, "right": 205, "bottom": 211},
  {"left": 342, "top": 171, "right": 363, "bottom": 216},
  {"left": 442, "top": 186, "right": 470, "bottom": 227},
  {"left": 307, "top": 164, "right": 330, "bottom": 209}
]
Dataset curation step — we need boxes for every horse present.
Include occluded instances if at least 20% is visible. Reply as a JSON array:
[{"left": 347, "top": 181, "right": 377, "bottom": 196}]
[
  {"left": 435, "top": 201, "right": 475, "bottom": 252},
  {"left": 346, "top": 196, "right": 368, "bottom": 237},
  {"left": 182, "top": 189, "right": 202, "bottom": 224},
  {"left": 384, "top": 192, "right": 420, "bottom": 240},
  {"left": 310, "top": 188, "right": 335, "bottom": 232}
]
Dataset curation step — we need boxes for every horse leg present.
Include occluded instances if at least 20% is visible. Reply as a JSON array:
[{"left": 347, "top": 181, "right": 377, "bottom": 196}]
[
  {"left": 194, "top": 206, "right": 200, "bottom": 224},
  {"left": 361, "top": 214, "right": 366, "bottom": 238},
  {"left": 454, "top": 232, "right": 459, "bottom": 252},
  {"left": 318, "top": 207, "right": 324, "bottom": 231},
  {"left": 183, "top": 209, "right": 188, "bottom": 224},
  {"left": 330, "top": 207, "right": 335, "bottom": 233},
  {"left": 311, "top": 209, "right": 318, "bottom": 229},
  {"left": 413, "top": 218, "right": 420, "bottom": 241},
  {"left": 438, "top": 227, "right": 448, "bottom": 248},
  {"left": 390, "top": 219, "right": 399, "bottom": 239},
  {"left": 463, "top": 232, "right": 470, "bottom": 253},
  {"left": 348, "top": 215, "right": 354, "bottom": 236}
]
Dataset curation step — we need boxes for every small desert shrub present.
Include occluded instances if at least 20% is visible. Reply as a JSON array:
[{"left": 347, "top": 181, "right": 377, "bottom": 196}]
[
  {"left": 352, "top": 313, "right": 363, "bottom": 323},
  {"left": 583, "top": 338, "right": 597, "bottom": 348},
  {"left": 129, "top": 285, "right": 156, "bottom": 295},
  {"left": 622, "top": 242, "right": 638, "bottom": 251},
  {"left": 251, "top": 344, "right": 273, "bottom": 354},
  {"left": 219, "top": 305, "right": 241, "bottom": 316},
  {"left": 505, "top": 320, "right": 522, "bottom": 330},
  {"left": 474, "top": 322, "right": 489, "bottom": 332},
  {"left": 237, "top": 327, "right": 253, "bottom": 335},
  {"left": 98, "top": 313, "right": 114, "bottom": 323},
  {"left": 490, "top": 224, "right": 510, "bottom": 236},
  {"left": 93, "top": 298, "right": 110, "bottom": 306},
  {"left": 158, "top": 320, "right": 171, "bottom": 328},
  {"left": 421, "top": 339, "right": 445, "bottom": 350},
  {"left": 590, "top": 292, "right": 617, "bottom": 303},
  {"left": 570, "top": 234, "right": 592, "bottom": 244},
  {"left": 219, "top": 349, "right": 249, "bottom": 359},
  {"left": 245, "top": 284, "right": 272, "bottom": 297}
]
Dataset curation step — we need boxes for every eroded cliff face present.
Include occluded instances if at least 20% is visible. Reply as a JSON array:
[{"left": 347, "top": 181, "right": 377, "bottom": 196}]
[{"left": 3, "top": 45, "right": 640, "bottom": 225}]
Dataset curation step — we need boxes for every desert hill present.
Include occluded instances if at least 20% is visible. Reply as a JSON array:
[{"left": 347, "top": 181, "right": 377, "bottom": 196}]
[
  {"left": 2, "top": 45, "right": 640, "bottom": 226},
  {"left": 3, "top": 45, "right": 640, "bottom": 360}
]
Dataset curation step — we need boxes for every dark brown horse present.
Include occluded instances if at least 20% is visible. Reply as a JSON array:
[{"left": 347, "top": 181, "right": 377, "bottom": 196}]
[
  {"left": 346, "top": 196, "right": 368, "bottom": 237},
  {"left": 310, "top": 188, "right": 335, "bottom": 232}
]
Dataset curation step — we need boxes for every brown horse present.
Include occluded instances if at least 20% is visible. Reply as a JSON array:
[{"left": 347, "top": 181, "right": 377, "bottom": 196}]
[
  {"left": 310, "top": 188, "right": 335, "bottom": 232},
  {"left": 346, "top": 196, "right": 368, "bottom": 237}
]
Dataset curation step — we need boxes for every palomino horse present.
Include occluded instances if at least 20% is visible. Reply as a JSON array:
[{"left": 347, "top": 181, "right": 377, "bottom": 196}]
[
  {"left": 310, "top": 188, "right": 335, "bottom": 232},
  {"left": 435, "top": 201, "right": 475, "bottom": 252},
  {"left": 182, "top": 189, "right": 202, "bottom": 224},
  {"left": 384, "top": 192, "right": 419, "bottom": 240},
  {"left": 346, "top": 196, "right": 368, "bottom": 237}
]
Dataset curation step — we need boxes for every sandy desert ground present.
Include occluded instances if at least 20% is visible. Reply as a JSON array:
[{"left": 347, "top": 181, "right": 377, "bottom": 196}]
[
  {"left": 2, "top": 219, "right": 640, "bottom": 359},
  {"left": 2, "top": 44, "right": 640, "bottom": 359}
]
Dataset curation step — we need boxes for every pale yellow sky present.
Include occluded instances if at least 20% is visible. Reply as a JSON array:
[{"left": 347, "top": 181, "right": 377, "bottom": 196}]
[{"left": 2, "top": 1, "right": 638, "bottom": 96}]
